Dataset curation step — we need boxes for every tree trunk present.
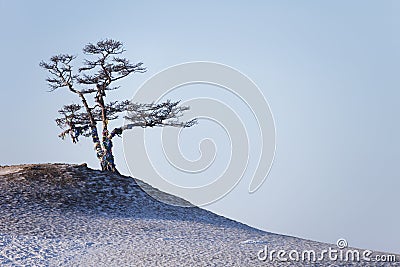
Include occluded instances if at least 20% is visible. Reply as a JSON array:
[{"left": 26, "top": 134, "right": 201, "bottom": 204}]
[
  {"left": 100, "top": 130, "right": 119, "bottom": 173},
  {"left": 91, "top": 127, "right": 103, "bottom": 160},
  {"left": 89, "top": 126, "right": 118, "bottom": 173}
]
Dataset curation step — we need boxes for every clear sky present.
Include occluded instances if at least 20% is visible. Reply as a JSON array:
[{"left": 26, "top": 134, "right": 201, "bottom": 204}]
[{"left": 0, "top": 0, "right": 399, "bottom": 254}]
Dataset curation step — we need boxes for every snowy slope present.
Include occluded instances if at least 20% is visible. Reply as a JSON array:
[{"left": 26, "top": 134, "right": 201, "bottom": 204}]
[{"left": 0, "top": 164, "right": 398, "bottom": 266}]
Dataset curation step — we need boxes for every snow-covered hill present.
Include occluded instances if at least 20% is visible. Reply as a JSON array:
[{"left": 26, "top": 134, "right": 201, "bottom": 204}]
[{"left": 0, "top": 164, "right": 397, "bottom": 266}]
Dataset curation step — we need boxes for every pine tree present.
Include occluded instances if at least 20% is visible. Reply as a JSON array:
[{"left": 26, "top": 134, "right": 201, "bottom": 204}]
[{"left": 40, "top": 39, "right": 196, "bottom": 173}]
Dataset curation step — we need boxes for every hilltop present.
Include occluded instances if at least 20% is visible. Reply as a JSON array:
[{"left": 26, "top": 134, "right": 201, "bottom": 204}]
[{"left": 0, "top": 164, "right": 398, "bottom": 266}]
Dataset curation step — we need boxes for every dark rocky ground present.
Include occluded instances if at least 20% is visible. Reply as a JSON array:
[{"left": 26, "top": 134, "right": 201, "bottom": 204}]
[{"left": 0, "top": 163, "right": 398, "bottom": 266}]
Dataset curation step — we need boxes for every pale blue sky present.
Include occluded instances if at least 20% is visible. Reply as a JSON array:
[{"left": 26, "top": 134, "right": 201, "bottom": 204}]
[{"left": 0, "top": 1, "right": 399, "bottom": 253}]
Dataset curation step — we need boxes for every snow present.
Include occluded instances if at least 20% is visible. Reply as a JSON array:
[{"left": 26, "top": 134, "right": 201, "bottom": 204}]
[
  {"left": 0, "top": 164, "right": 398, "bottom": 266},
  {"left": 0, "top": 167, "right": 22, "bottom": 176}
]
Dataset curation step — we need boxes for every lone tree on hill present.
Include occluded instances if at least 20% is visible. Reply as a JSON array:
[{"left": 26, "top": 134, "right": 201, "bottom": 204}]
[{"left": 40, "top": 39, "right": 196, "bottom": 173}]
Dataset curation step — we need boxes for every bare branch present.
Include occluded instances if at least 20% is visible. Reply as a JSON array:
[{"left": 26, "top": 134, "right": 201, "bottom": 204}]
[
  {"left": 108, "top": 100, "right": 196, "bottom": 139},
  {"left": 83, "top": 39, "right": 125, "bottom": 55},
  {"left": 39, "top": 54, "right": 77, "bottom": 91}
]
